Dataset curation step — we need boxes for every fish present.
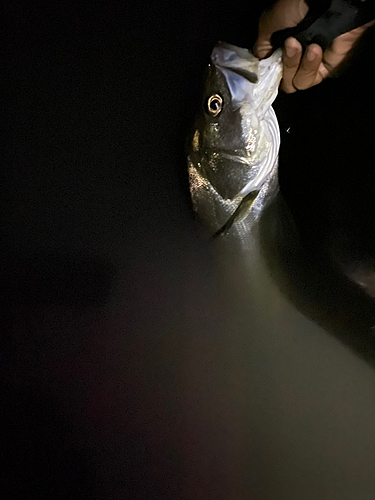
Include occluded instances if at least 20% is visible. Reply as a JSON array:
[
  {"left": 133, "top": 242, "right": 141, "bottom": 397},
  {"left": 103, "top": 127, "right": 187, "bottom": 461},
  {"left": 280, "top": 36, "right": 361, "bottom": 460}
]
[
  {"left": 187, "top": 42, "right": 283, "bottom": 237},
  {"left": 186, "top": 39, "right": 375, "bottom": 358}
]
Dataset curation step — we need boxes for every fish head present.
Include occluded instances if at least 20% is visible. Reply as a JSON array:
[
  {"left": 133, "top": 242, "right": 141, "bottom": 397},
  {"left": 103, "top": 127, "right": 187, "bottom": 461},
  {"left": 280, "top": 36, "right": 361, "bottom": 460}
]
[{"left": 188, "top": 43, "right": 283, "bottom": 201}]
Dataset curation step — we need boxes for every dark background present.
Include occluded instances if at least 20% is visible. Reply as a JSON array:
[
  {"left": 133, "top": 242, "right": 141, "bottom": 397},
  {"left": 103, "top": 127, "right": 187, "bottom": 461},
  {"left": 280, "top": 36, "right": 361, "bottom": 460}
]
[{"left": 2, "top": 1, "right": 375, "bottom": 499}]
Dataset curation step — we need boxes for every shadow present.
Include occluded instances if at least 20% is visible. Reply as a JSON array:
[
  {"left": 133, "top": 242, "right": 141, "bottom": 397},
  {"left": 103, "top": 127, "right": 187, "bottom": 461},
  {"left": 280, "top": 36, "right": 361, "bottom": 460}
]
[
  {"left": 256, "top": 29, "right": 375, "bottom": 365},
  {"left": 258, "top": 193, "right": 375, "bottom": 365}
]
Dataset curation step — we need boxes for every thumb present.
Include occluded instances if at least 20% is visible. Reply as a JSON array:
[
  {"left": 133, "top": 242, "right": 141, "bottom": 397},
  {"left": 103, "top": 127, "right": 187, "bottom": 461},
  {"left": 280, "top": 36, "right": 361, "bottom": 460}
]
[{"left": 254, "top": 0, "right": 309, "bottom": 59}]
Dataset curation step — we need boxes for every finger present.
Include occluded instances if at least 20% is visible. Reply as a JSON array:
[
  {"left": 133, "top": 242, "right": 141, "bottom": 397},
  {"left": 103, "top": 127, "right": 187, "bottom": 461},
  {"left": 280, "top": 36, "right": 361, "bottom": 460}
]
[
  {"left": 280, "top": 37, "right": 303, "bottom": 93},
  {"left": 253, "top": 38, "right": 274, "bottom": 60},
  {"left": 253, "top": 9, "right": 276, "bottom": 59},
  {"left": 323, "top": 22, "right": 374, "bottom": 73},
  {"left": 292, "top": 43, "right": 323, "bottom": 90}
]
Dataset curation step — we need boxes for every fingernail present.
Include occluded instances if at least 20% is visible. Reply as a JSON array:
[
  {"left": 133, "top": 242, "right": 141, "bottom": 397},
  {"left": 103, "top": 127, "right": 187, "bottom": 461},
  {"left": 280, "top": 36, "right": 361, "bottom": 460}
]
[
  {"left": 285, "top": 46, "right": 298, "bottom": 58},
  {"left": 307, "top": 48, "right": 317, "bottom": 61}
]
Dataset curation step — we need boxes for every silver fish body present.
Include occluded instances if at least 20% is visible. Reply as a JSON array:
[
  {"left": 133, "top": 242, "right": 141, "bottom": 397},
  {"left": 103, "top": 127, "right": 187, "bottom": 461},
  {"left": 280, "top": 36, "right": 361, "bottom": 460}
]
[{"left": 187, "top": 43, "right": 283, "bottom": 236}]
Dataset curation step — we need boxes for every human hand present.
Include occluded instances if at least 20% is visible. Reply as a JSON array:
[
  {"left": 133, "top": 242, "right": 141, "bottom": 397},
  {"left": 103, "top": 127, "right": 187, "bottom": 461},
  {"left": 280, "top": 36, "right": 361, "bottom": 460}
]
[{"left": 253, "top": 0, "right": 374, "bottom": 93}]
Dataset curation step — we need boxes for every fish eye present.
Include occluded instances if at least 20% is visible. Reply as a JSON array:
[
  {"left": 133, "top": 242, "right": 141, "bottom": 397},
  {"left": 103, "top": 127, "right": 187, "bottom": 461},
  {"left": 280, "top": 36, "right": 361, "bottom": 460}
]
[{"left": 206, "top": 94, "right": 223, "bottom": 117}]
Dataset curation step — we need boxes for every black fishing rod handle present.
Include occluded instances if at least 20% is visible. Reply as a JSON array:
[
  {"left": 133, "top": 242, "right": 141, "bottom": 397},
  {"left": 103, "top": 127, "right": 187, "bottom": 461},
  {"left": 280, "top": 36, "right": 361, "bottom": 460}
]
[{"left": 271, "top": 0, "right": 375, "bottom": 52}]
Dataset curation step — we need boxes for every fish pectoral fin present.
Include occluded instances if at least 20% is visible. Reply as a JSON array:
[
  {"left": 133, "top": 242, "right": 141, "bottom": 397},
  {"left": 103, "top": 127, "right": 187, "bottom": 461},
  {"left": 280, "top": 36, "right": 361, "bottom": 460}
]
[{"left": 213, "top": 190, "right": 259, "bottom": 238}]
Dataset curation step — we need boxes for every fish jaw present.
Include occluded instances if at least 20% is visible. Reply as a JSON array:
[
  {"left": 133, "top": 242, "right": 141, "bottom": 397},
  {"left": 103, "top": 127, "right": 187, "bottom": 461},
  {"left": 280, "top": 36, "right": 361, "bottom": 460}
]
[
  {"left": 253, "top": 48, "right": 283, "bottom": 117},
  {"left": 237, "top": 105, "right": 280, "bottom": 197}
]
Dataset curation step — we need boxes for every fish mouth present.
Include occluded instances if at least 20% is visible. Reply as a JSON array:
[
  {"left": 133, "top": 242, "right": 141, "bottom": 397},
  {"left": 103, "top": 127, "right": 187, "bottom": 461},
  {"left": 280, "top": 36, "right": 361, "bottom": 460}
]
[
  {"left": 213, "top": 42, "right": 259, "bottom": 83},
  {"left": 210, "top": 43, "right": 259, "bottom": 107},
  {"left": 223, "top": 66, "right": 258, "bottom": 84},
  {"left": 211, "top": 43, "right": 283, "bottom": 111}
]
